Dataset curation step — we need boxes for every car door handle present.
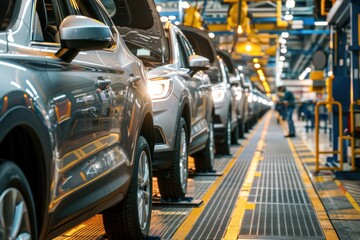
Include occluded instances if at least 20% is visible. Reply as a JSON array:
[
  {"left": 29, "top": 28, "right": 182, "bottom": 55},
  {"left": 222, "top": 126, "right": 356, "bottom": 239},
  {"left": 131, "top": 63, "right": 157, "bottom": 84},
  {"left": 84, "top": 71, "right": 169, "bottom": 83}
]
[
  {"left": 129, "top": 74, "right": 141, "bottom": 87},
  {"left": 96, "top": 77, "right": 112, "bottom": 90}
]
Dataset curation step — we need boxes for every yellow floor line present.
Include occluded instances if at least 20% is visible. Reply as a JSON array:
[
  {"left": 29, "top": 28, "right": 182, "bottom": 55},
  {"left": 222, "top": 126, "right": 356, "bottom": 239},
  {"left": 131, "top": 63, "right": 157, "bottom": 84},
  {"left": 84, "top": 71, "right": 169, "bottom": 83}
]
[
  {"left": 171, "top": 114, "right": 265, "bottom": 240},
  {"left": 287, "top": 139, "right": 339, "bottom": 240},
  {"left": 222, "top": 112, "right": 271, "bottom": 240},
  {"left": 334, "top": 180, "right": 360, "bottom": 211}
]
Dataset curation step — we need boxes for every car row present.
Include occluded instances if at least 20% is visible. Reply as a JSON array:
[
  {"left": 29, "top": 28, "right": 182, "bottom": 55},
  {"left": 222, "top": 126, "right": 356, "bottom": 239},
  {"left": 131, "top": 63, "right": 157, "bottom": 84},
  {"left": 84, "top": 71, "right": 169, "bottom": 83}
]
[{"left": 0, "top": 0, "right": 271, "bottom": 239}]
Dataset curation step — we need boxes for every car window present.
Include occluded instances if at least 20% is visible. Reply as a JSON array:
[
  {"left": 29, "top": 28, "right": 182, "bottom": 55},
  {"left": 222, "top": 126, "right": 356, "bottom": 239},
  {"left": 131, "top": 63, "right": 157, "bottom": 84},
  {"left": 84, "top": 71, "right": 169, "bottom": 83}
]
[
  {"left": 176, "top": 33, "right": 189, "bottom": 68},
  {"left": 0, "top": 0, "right": 20, "bottom": 31},
  {"left": 99, "top": 0, "right": 116, "bottom": 17}
]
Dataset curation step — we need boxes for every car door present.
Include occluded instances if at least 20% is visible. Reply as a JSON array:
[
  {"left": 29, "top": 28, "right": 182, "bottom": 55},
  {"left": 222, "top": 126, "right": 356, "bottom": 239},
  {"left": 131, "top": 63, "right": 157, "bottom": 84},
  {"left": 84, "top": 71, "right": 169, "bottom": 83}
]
[
  {"left": 31, "top": 0, "right": 112, "bottom": 221},
  {"left": 175, "top": 29, "right": 210, "bottom": 145}
]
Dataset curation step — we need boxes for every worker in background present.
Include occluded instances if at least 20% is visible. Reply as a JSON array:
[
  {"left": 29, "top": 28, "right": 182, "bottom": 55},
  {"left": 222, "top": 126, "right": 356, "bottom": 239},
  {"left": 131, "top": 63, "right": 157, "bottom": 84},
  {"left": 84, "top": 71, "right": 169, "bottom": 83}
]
[{"left": 278, "top": 86, "right": 296, "bottom": 137}]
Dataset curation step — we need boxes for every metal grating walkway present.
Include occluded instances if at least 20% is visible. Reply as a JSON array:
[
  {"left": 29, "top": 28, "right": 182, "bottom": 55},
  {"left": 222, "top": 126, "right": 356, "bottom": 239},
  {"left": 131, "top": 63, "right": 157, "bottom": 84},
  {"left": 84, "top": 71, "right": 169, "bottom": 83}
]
[
  {"left": 238, "top": 116, "right": 325, "bottom": 239},
  {"left": 184, "top": 115, "right": 266, "bottom": 239}
]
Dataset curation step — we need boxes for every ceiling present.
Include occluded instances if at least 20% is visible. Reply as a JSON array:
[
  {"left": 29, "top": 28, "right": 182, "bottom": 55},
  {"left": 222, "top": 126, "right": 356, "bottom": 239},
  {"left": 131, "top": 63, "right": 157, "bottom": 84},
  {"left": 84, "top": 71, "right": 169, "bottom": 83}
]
[{"left": 154, "top": 0, "right": 331, "bottom": 93}]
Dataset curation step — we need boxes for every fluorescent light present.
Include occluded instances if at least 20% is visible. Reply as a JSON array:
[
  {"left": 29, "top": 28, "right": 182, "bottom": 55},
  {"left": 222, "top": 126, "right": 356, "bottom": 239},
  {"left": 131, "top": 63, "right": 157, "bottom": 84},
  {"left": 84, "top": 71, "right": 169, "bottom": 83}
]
[
  {"left": 245, "top": 44, "right": 252, "bottom": 51},
  {"left": 237, "top": 66, "right": 243, "bottom": 71},
  {"left": 279, "top": 38, "right": 287, "bottom": 44},
  {"left": 279, "top": 56, "right": 285, "bottom": 61},
  {"left": 237, "top": 25, "right": 243, "bottom": 34},
  {"left": 314, "top": 21, "right": 328, "bottom": 26},
  {"left": 306, "top": 67, "right": 312, "bottom": 72},
  {"left": 286, "top": 0, "right": 295, "bottom": 9},
  {"left": 180, "top": 1, "right": 190, "bottom": 9},
  {"left": 253, "top": 58, "right": 259, "bottom": 63},
  {"left": 160, "top": 16, "right": 168, "bottom": 22},
  {"left": 254, "top": 63, "right": 261, "bottom": 69},
  {"left": 156, "top": 5, "right": 162, "bottom": 12},
  {"left": 280, "top": 48, "right": 287, "bottom": 54},
  {"left": 284, "top": 14, "right": 293, "bottom": 21},
  {"left": 168, "top": 15, "right": 176, "bottom": 21},
  {"left": 174, "top": 21, "right": 180, "bottom": 25},
  {"left": 281, "top": 32, "right": 289, "bottom": 38},
  {"left": 208, "top": 32, "right": 215, "bottom": 39}
]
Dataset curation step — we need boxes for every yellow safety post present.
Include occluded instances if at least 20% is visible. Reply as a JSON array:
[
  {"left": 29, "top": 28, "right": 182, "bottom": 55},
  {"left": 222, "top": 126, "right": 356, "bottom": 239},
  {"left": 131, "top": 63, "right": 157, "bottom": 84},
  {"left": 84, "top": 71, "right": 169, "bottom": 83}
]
[{"left": 315, "top": 101, "right": 343, "bottom": 171}]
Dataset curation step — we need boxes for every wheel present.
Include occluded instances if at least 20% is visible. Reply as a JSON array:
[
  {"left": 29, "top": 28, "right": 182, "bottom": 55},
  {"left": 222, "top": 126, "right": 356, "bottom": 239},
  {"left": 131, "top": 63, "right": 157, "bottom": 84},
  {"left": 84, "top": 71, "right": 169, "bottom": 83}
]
[
  {"left": 103, "top": 136, "right": 152, "bottom": 240},
  {"left": 0, "top": 160, "right": 37, "bottom": 240},
  {"left": 157, "top": 117, "right": 189, "bottom": 200},
  {"left": 238, "top": 119, "right": 245, "bottom": 138},
  {"left": 231, "top": 118, "right": 239, "bottom": 144},
  {"left": 194, "top": 119, "right": 215, "bottom": 172},
  {"left": 216, "top": 113, "right": 231, "bottom": 155}
]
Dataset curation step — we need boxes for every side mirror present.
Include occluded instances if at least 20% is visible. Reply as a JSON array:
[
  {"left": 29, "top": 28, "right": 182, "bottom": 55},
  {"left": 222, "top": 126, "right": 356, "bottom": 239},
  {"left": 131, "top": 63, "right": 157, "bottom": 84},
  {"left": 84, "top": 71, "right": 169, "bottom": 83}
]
[
  {"left": 189, "top": 55, "right": 210, "bottom": 72},
  {"left": 56, "top": 15, "right": 112, "bottom": 63}
]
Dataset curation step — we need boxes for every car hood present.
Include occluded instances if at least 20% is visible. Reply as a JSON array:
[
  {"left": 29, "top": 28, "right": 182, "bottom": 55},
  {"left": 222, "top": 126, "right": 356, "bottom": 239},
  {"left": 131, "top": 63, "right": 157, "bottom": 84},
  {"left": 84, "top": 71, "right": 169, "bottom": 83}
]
[{"left": 105, "top": 0, "right": 169, "bottom": 62}]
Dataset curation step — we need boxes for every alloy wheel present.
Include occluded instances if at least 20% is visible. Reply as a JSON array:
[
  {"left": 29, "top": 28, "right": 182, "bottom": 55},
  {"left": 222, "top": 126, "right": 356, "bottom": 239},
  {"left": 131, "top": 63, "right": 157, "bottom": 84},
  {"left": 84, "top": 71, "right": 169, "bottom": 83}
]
[
  {"left": 0, "top": 188, "right": 31, "bottom": 240},
  {"left": 137, "top": 151, "right": 151, "bottom": 231}
]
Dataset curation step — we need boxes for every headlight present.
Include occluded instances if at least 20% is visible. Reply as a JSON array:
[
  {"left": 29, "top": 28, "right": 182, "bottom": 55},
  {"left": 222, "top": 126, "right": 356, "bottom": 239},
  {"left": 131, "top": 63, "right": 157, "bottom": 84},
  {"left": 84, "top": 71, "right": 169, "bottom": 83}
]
[
  {"left": 148, "top": 78, "right": 172, "bottom": 99},
  {"left": 212, "top": 89, "right": 226, "bottom": 103}
]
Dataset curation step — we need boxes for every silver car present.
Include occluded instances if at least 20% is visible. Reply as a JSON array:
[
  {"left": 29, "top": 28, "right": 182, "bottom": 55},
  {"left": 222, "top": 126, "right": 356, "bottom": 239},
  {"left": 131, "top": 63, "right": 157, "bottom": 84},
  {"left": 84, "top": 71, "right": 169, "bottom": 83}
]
[
  {"left": 0, "top": 0, "right": 154, "bottom": 239},
  {"left": 180, "top": 26, "right": 240, "bottom": 155},
  {"left": 107, "top": 0, "right": 215, "bottom": 199}
]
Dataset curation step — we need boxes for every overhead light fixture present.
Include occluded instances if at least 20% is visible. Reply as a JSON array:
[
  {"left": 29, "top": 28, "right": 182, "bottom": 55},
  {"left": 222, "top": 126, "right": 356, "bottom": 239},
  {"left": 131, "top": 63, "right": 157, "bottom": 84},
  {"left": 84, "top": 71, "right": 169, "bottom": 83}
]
[
  {"left": 328, "top": 71, "right": 333, "bottom": 76},
  {"left": 254, "top": 63, "right": 261, "bottom": 69},
  {"left": 208, "top": 32, "right": 215, "bottom": 39},
  {"left": 280, "top": 48, "right": 287, "bottom": 54},
  {"left": 281, "top": 32, "right": 289, "bottom": 38},
  {"left": 160, "top": 16, "right": 169, "bottom": 22},
  {"left": 168, "top": 15, "right": 176, "bottom": 21},
  {"left": 286, "top": 0, "right": 295, "bottom": 9},
  {"left": 314, "top": 21, "right": 328, "bottom": 26},
  {"left": 174, "top": 21, "right": 180, "bottom": 25},
  {"left": 237, "top": 25, "right": 243, "bottom": 34},
  {"left": 245, "top": 44, "right": 252, "bottom": 51},
  {"left": 180, "top": 1, "right": 190, "bottom": 9},
  {"left": 284, "top": 14, "right": 293, "bottom": 21},
  {"left": 279, "top": 56, "right": 286, "bottom": 61},
  {"left": 156, "top": 5, "right": 162, "bottom": 12},
  {"left": 259, "top": 75, "right": 265, "bottom": 81},
  {"left": 238, "top": 66, "right": 243, "bottom": 71},
  {"left": 279, "top": 37, "right": 287, "bottom": 44},
  {"left": 253, "top": 58, "right": 259, "bottom": 63},
  {"left": 299, "top": 67, "right": 312, "bottom": 80}
]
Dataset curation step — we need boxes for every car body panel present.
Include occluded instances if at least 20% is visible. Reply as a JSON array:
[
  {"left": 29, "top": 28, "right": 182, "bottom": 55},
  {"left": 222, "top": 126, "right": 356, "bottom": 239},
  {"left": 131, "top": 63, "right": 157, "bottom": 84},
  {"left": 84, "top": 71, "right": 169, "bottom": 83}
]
[{"left": 0, "top": 0, "right": 154, "bottom": 238}]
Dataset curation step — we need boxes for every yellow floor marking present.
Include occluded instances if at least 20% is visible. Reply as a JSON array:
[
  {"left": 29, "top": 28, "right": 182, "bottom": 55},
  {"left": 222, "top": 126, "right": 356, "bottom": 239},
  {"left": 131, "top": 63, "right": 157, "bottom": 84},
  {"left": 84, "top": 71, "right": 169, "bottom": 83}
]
[
  {"left": 245, "top": 202, "right": 256, "bottom": 210},
  {"left": 254, "top": 172, "right": 262, "bottom": 177},
  {"left": 63, "top": 224, "right": 86, "bottom": 236},
  {"left": 172, "top": 115, "right": 264, "bottom": 240},
  {"left": 223, "top": 112, "right": 271, "bottom": 240},
  {"left": 302, "top": 158, "right": 316, "bottom": 163},
  {"left": 287, "top": 139, "right": 339, "bottom": 240},
  {"left": 335, "top": 180, "right": 360, "bottom": 212}
]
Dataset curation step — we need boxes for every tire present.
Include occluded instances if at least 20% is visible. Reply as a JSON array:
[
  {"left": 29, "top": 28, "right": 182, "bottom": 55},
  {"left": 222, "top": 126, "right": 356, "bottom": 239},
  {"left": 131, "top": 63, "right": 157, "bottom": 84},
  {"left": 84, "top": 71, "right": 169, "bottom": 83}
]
[
  {"left": 0, "top": 160, "right": 37, "bottom": 240},
  {"left": 157, "top": 117, "right": 189, "bottom": 200},
  {"left": 238, "top": 119, "right": 245, "bottom": 138},
  {"left": 194, "top": 119, "right": 215, "bottom": 172},
  {"left": 216, "top": 113, "right": 231, "bottom": 155},
  {"left": 103, "top": 136, "right": 152, "bottom": 240},
  {"left": 231, "top": 118, "right": 239, "bottom": 144}
]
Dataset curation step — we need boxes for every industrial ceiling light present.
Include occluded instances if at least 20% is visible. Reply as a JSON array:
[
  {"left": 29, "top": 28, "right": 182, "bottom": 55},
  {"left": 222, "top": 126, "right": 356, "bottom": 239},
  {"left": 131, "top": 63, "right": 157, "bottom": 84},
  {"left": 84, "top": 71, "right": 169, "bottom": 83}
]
[
  {"left": 168, "top": 15, "right": 176, "bottom": 21},
  {"left": 174, "top": 21, "right": 180, "bottom": 25},
  {"left": 279, "top": 56, "right": 285, "bottom": 61},
  {"left": 238, "top": 66, "right": 243, "bottom": 71},
  {"left": 160, "top": 16, "right": 169, "bottom": 22},
  {"left": 286, "top": 0, "right": 295, "bottom": 9},
  {"left": 284, "top": 14, "right": 293, "bottom": 21},
  {"left": 237, "top": 25, "right": 243, "bottom": 34},
  {"left": 298, "top": 67, "right": 312, "bottom": 80},
  {"left": 314, "top": 21, "right": 328, "bottom": 26},
  {"left": 280, "top": 48, "right": 287, "bottom": 54},
  {"left": 245, "top": 44, "right": 252, "bottom": 51},
  {"left": 208, "top": 32, "right": 215, "bottom": 39},
  {"left": 254, "top": 63, "right": 261, "bottom": 69},
  {"left": 279, "top": 37, "right": 287, "bottom": 44},
  {"left": 253, "top": 58, "right": 259, "bottom": 63},
  {"left": 281, "top": 32, "right": 289, "bottom": 38},
  {"left": 156, "top": 5, "right": 162, "bottom": 12},
  {"left": 180, "top": 1, "right": 190, "bottom": 9}
]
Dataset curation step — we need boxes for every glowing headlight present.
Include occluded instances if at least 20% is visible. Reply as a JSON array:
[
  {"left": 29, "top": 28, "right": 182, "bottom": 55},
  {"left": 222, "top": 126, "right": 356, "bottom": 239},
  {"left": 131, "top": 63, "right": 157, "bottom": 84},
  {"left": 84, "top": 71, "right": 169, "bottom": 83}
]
[
  {"left": 148, "top": 79, "right": 172, "bottom": 99},
  {"left": 212, "top": 89, "right": 226, "bottom": 103}
]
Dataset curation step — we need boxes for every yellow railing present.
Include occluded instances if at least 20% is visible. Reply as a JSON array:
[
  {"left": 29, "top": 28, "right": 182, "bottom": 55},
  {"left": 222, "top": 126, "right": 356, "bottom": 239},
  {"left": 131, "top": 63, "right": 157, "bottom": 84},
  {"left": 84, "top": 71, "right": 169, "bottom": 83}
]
[
  {"left": 315, "top": 100, "right": 343, "bottom": 171},
  {"left": 345, "top": 100, "right": 360, "bottom": 170}
]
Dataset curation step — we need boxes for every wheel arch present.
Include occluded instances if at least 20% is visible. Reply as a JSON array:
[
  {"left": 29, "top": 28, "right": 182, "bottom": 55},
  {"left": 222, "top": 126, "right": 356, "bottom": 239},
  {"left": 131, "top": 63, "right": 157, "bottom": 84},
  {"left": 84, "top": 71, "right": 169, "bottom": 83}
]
[
  {"left": 0, "top": 106, "right": 52, "bottom": 238},
  {"left": 139, "top": 104, "right": 155, "bottom": 158}
]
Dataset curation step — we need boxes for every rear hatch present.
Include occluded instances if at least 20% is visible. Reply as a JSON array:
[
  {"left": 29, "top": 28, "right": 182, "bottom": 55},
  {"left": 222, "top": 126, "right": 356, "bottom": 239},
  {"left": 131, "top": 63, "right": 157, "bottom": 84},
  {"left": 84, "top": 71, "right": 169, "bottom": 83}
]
[
  {"left": 179, "top": 25, "right": 221, "bottom": 83},
  {"left": 101, "top": 0, "right": 169, "bottom": 65}
]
